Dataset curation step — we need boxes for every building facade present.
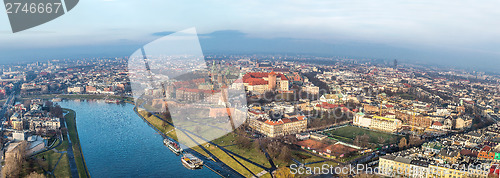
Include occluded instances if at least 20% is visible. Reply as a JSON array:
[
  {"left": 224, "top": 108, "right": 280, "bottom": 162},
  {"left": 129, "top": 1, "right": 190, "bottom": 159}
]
[{"left": 248, "top": 115, "right": 307, "bottom": 137}]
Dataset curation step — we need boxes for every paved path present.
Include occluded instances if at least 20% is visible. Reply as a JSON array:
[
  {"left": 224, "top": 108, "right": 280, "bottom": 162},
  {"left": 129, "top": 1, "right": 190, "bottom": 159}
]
[
  {"left": 251, "top": 170, "right": 268, "bottom": 178},
  {"left": 61, "top": 118, "right": 79, "bottom": 178}
]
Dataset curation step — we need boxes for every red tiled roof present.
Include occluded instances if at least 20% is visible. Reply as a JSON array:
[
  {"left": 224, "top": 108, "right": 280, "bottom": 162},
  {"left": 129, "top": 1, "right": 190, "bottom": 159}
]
[
  {"left": 261, "top": 116, "right": 306, "bottom": 125},
  {"left": 432, "top": 121, "right": 443, "bottom": 126},
  {"left": 244, "top": 78, "right": 268, "bottom": 85},
  {"left": 242, "top": 72, "right": 288, "bottom": 84},
  {"left": 264, "top": 119, "right": 284, "bottom": 125},
  {"left": 482, "top": 146, "right": 492, "bottom": 152},
  {"left": 282, "top": 118, "right": 292, "bottom": 123},
  {"left": 460, "top": 149, "right": 478, "bottom": 157}
]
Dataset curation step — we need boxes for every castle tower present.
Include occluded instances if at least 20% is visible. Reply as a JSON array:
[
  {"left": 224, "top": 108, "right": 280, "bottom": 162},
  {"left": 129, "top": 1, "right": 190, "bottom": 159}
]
[
  {"left": 210, "top": 61, "right": 216, "bottom": 83},
  {"left": 268, "top": 71, "right": 277, "bottom": 90}
]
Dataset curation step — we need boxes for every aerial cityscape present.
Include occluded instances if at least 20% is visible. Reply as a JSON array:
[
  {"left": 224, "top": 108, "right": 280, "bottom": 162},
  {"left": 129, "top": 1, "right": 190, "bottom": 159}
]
[
  {"left": 0, "top": 53, "right": 498, "bottom": 177},
  {"left": 1, "top": 1, "right": 500, "bottom": 178}
]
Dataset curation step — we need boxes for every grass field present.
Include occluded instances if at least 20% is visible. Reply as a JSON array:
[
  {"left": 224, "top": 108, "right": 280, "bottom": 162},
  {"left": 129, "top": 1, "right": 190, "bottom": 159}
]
[
  {"left": 205, "top": 143, "right": 267, "bottom": 177},
  {"left": 35, "top": 139, "right": 71, "bottom": 177},
  {"left": 137, "top": 109, "right": 178, "bottom": 141},
  {"left": 323, "top": 126, "right": 401, "bottom": 145},
  {"left": 63, "top": 108, "right": 90, "bottom": 178}
]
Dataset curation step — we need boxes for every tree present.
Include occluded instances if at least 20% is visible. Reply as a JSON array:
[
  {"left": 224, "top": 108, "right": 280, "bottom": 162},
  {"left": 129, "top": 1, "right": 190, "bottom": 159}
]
[
  {"left": 44, "top": 101, "right": 53, "bottom": 108},
  {"left": 354, "top": 135, "right": 370, "bottom": 147},
  {"left": 378, "top": 137, "right": 386, "bottom": 145},
  {"left": 274, "top": 167, "right": 294, "bottom": 178},
  {"left": 409, "top": 136, "right": 423, "bottom": 147},
  {"left": 354, "top": 135, "right": 361, "bottom": 146},
  {"left": 398, "top": 137, "right": 408, "bottom": 149},
  {"left": 360, "top": 134, "right": 370, "bottom": 147},
  {"left": 2, "top": 153, "right": 21, "bottom": 177},
  {"left": 278, "top": 146, "right": 292, "bottom": 161},
  {"left": 50, "top": 104, "right": 64, "bottom": 118},
  {"left": 2, "top": 141, "right": 28, "bottom": 178},
  {"left": 266, "top": 141, "right": 284, "bottom": 159},
  {"left": 236, "top": 134, "right": 252, "bottom": 149},
  {"left": 253, "top": 139, "right": 262, "bottom": 153}
]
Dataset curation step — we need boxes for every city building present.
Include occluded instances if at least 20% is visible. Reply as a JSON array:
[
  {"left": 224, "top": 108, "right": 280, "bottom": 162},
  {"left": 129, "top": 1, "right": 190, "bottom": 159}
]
[
  {"left": 242, "top": 72, "right": 289, "bottom": 94},
  {"left": 353, "top": 112, "right": 372, "bottom": 128},
  {"left": 248, "top": 115, "right": 307, "bottom": 137},
  {"left": 67, "top": 86, "right": 85, "bottom": 93},
  {"left": 369, "top": 116, "right": 402, "bottom": 132}
]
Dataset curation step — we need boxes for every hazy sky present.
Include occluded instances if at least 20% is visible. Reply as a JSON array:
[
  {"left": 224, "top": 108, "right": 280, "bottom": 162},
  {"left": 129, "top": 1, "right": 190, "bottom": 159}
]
[{"left": 0, "top": 0, "right": 499, "bottom": 71}]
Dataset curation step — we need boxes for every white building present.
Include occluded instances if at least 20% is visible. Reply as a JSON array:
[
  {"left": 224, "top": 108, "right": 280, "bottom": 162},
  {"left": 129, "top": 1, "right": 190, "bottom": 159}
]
[
  {"left": 353, "top": 112, "right": 372, "bottom": 128},
  {"left": 67, "top": 86, "right": 85, "bottom": 93}
]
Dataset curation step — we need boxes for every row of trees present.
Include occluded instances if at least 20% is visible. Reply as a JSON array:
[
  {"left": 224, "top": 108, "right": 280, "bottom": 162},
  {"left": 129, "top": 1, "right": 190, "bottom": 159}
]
[{"left": 45, "top": 101, "right": 64, "bottom": 118}]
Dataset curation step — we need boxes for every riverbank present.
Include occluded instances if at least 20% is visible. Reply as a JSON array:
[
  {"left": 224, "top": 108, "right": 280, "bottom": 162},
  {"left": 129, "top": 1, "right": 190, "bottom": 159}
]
[
  {"left": 63, "top": 108, "right": 90, "bottom": 178},
  {"left": 19, "top": 94, "right": 134, "bottom": 104},
  {"left": 29, "top": 108, "right": 90, "bottom": 177}
]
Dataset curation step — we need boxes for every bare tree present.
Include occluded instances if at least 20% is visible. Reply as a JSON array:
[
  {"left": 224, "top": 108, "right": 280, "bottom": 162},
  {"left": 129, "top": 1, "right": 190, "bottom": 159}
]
[
  {"left": 2, "top": 141, "right": 28, "bottom": 178},
  {"left": 378, "top": 137, "right": 386, "bottom": 145},
  {"left": 409, "top": 136, "right": 423, "bottom": 147},
  {"left": 274, "top": 167, "right": 294, "bottom": 178},
  {"left": 278, "top": 146, "right": 292, "bottom": 161},
  {"left": 398, "top": 137, "right": 408, "bottom": 149},
  {"left": 236, "top": 134, "right": 252, "bottom": 149},
  {"left": 360, "top": 134, "right": 370, "bottom": 147},
  {"left": 354, "top": 135, "right": 361, "bottom": 146},
  {"left": 50, "top": 104, "right": 64, "bottom": 118}
]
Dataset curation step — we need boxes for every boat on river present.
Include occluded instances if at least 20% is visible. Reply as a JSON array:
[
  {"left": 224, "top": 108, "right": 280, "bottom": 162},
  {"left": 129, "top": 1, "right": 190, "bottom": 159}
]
[
  {"left": 181, "top": 153, "right": 203, "bottom": 169},
  {"left": 164, "top": 139, "right": 182, "bottom": 154}
]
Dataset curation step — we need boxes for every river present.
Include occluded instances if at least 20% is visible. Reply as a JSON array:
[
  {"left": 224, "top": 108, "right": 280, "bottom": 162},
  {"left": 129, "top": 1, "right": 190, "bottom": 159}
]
[{"left": 58, "top": 100, "right": 219, "bottom": 178}]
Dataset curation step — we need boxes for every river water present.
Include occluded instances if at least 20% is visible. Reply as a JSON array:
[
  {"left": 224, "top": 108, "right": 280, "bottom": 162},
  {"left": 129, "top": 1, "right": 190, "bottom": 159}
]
[{"left": 58, "top": 100, "right": 219, "bottom": 178}]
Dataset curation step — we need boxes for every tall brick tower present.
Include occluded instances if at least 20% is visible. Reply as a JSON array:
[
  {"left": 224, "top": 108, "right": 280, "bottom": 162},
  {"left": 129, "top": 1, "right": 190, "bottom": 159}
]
[{"left": 268, "top": 71, "right": 277, "bottom": 90}]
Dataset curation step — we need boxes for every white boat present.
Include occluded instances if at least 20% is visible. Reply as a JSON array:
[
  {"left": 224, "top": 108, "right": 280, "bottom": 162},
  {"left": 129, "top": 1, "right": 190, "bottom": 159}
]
[
  {"left": 181, "top": 153, "right": 203, "bottom": 169},
  {"left": 164, "top": 139, "right": 182, "bottom": 154}
]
